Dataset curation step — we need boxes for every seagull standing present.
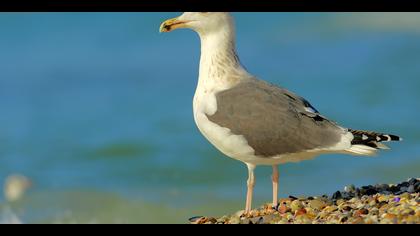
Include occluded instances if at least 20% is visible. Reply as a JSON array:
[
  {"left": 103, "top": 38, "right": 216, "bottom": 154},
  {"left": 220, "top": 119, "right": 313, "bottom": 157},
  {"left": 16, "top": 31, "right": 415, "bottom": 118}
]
[{"left": 159, "top": 12, "right": 401, "bottom": 215}]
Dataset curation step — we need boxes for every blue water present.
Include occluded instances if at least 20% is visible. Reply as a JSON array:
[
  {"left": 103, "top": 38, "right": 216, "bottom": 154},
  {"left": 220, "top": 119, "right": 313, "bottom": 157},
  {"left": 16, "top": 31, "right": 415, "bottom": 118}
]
[{"left": 0, "top": 13, "right": 419, "bottom": 223}]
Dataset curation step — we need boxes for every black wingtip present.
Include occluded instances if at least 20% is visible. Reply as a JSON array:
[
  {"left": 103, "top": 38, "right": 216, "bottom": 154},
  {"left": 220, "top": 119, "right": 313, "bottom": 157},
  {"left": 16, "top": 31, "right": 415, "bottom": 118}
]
[
  {"left": 350, "top": 129, "right": 402, "bottom": 145},
  {"left": 389, "top": 134, "right": 402, "bottom": 141}
]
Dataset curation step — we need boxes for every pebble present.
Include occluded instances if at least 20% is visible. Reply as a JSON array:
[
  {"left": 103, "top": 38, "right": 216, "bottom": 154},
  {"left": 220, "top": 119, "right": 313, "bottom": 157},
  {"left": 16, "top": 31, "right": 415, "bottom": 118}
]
[
  {"left": 415, "top": 182, "right": 420, "bottom": 191},
  {"left": 324, "top": 205, "right": 338, "bottom": 213},
  {"left": 228, "top": 216, "right": 240, "bottom": 224},
  {"left": 349, "top": 216, "right": 364, "bottom": 224},
  {"left": 192, "top": 178, "right": 420, "bottom": 224},
  {"left": 295, "top": 208, "right": 307, "bottom": 216},
  {"left": 260, "top": 214, "right": 279, "bottom": 224},
  {"left": 295, "top": 214, "right": 312, "bottom": 224},
  {"left": 336, "top": 199, "right": 345, "bottom": 206},
  {"left": 376, "top": 184, "right": 389, "bottom": 192},
  {"left": 188, "top": 216, "right": 205, "bottom": 224},
  {"left": 400, "top": 192, "right": 411, "bottom": 200},
  {"left": 354, "top": 208, "right": 369, "bottom": 217},
  {"left": 407, "top": 185, "right": 415, "bottom": 193},
  {"left": 408, "top": 178, "right": 417, "bottom": 186},
  {"left": 344, "top": 184, "right": 356, "bottom": 193},
  {"left": 332, "top": 191, "right": 342, "bottom": 200},
  {"left": 289, "top": 195, "right": 298, "bottom": 200},
  {"left": 278, "top": 204, "right": 290, "bottom": 214},
  {"left": 378, "top": 195, "right": 390, "bottom": 202},
  {"left": 290, "top": 200, "right": 304, "bottom": 212},
  {"left": 309, "top": 199, "right": 327, "bottom": 210}
]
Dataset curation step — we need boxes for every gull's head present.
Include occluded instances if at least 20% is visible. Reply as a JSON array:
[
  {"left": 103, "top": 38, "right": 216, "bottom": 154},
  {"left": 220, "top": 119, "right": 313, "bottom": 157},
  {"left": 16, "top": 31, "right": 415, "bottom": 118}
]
[{"left": 159, "top": 12, "right": 233, "bottom": 35}]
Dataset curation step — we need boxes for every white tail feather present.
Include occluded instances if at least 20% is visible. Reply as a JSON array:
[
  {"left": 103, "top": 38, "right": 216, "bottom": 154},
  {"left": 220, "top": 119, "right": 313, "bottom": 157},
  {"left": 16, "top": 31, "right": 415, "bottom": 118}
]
[
  {"left": 345, "top": 145, "right": 378, "bottom": 156},
  {"left": 375, "top": 142, "right": 390, "bottom": 150}
]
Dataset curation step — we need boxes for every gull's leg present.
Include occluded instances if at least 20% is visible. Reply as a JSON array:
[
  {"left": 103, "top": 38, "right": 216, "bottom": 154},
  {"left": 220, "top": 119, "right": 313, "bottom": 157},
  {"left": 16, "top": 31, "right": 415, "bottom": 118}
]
[
  {"left": 245, "top": 163, "right": 256, "bottom": 215},
  {"left": 272, "top": 165, "right": 279, "bottom": 209}
]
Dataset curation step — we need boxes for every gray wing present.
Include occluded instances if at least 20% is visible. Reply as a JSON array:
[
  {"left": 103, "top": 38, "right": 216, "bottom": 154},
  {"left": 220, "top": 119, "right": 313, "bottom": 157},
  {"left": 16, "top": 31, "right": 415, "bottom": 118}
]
[{"left": 207, "top": 79, "right": 345, "bottom": 157}]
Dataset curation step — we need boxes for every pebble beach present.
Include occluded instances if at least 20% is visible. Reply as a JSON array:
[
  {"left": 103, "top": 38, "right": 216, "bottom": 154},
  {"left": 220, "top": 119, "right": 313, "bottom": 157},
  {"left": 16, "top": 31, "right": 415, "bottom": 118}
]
[{"left": 190, "top": 178, "right": 420, "bottom": 224}]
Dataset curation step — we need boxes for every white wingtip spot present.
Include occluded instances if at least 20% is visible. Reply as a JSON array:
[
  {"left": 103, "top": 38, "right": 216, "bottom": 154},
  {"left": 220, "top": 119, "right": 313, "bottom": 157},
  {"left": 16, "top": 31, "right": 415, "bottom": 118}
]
[
  {"left": 362, "top": 134, "right": 368, "bottom": 140},
  {"left": 304, "top": 107, "right": 317, "bottom": 114}
]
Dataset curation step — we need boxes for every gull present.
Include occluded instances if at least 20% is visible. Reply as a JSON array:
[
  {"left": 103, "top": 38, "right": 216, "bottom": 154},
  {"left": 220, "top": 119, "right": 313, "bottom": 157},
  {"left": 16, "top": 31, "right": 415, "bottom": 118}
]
[{"left": 159, "top": 12, "right": 401, "bottom": 215}]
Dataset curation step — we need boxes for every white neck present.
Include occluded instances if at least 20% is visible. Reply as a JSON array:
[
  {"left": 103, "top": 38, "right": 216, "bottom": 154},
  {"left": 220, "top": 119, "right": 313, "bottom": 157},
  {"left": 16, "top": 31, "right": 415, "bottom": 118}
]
[{"left": 196, "top": 28, "right": 252, "bottom": 92}]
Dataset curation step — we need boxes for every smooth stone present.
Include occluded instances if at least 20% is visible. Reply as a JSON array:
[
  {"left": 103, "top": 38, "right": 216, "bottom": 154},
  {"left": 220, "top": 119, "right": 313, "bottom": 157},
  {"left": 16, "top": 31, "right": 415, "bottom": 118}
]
[
  {"left": 332, "top": 191, "right": 342, "bottom": 200},
  {"left": 376, "top": 184, "right": 389, "bottom": 191},
  {"left": 350, "top": 217, "right": 365, "bottom": 224},
  {"left": 188, "top": 216, "right": 205, "bottom": 223},
  {"left": 401, "top": 209, "right": 415, "bottom": 216},
  {"left": 341, "top": 192, "right": 353, "bottom": 200},
  {"left": 365, "top": 188, "right": 378, "bottom": 195},
  {"left": 336, "top": 199, "right": 345, "bottom": 206},
  {"left": 400, "top": 192, "right": 411, "bottom": 199},
  {"left": 378, "top": 195, "right": 390, "bottom": 202},
  {"left": 290, "top": 200, "right": 304, "bottom": 212},
  {"left": 323, "top": 205, "right": 338, "bottom": 213},
  {"left": 415, "top": 182, "right": 420, "bottom": 192},
  {"left": 294, "top": 208, "right": 307, "bottom": 216},
  {"left": 243, "top": 216, "right": 264, "bottom": 224},
  {"left": 339, "top": 216, "right": 349, "bottom": 223},
  {"left": 234, "top": 210, "right": 245, "bottom": 217},
  {"left": 383, "top": 213, "right": 396, "bottom": 219},
  {"left": 342, "top": 205, "right": 352, "bottom": 211},
  {"left": 365, "top": 215, "right": 379, "bottom": 224},
  {"left": 240, "top": 218, "right": 252, "bottom": 224},
  {"left": 309, "top": 199, "right": 326, "bottom": 210},
  {"left": 344, "top": 185, "right": 356, "bottom": 193},
  {"left": 408, "top": 178, "right": 417, "bottom": 186},
  {"left": 218, "top": 215, "right": 230, "bottom": 223},
  {"left": 295, "top": 215, "right": 312, "bottom": 224},
  {"left": 400, "top": 186, "right": 408, "bottom": 192},
  {"left": 398, "top": 181, "right": 410, "bottom": 188},
  {"left": 278, "top": 204, "right": 290, "bottom": 214},
  {"left": 370, "top": 207, "right": 379, "bottom": 215},
  {"left": 368, "top": 199, "right": 377, "bottom": 207},
  {"left": 289, "top": 195, "right": 298, "bottom": 200},
  {"left": 359, "top": 208, "right": 369, "bottom": 215},
  {"left": 389, "top": 185, "right": 400, "bottom": 193},
  {"left": 404, "top": 215, "right": 418, "bottom": 224},
  {"left": 261, "top": 214, "right": 279, "bottom": 224},
  {"left": 207, "top": 217, "right": 217, "bottom": 224},
  {"left": 355, "top": 188, "right": 362, "bottom": 197},
  {"left": 407, "top": 185, "right": 415, "bottom": 193},
  {"left": 229, "top": 216, "right": 241, "bottom": 224}
]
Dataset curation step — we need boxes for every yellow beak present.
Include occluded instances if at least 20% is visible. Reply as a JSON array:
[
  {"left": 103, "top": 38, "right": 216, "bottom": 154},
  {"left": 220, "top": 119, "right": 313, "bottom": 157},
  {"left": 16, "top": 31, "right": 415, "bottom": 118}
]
[{"left": 159, "top": 17, "right": 188, "bottom": 33}]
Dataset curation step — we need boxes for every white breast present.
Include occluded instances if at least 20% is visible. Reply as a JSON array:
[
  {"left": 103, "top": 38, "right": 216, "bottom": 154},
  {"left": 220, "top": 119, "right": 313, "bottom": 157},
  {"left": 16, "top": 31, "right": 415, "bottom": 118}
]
[{"left": 193, "top": 87, "right": 257, "bottom": 163}]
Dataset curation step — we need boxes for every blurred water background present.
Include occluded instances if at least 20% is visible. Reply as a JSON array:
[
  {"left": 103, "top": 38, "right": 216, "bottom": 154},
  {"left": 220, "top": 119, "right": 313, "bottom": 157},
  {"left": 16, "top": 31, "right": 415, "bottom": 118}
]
[{"left": 0, "top": 12, "right": 419, "bottom": 223}]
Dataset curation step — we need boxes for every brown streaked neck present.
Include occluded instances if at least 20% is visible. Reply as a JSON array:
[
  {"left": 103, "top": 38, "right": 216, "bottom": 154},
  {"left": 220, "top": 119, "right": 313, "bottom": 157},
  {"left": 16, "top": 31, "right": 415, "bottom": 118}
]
[{"left": 197, "top": 29, "right": 250, "bottom": 89}]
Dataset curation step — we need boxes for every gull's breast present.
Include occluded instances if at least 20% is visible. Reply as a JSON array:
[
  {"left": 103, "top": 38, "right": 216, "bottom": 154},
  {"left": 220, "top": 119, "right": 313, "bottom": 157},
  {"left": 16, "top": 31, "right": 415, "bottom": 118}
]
[{"left": 193, "top": 89, "right": 257, "bottom": 163}]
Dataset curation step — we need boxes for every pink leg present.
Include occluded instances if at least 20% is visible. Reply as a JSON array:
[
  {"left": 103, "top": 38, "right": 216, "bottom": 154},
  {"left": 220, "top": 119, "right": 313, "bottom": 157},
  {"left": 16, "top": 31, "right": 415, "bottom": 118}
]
[
  {"left": 245, "top": 163, "right": 256, "bottom": 214},
  {"left": 272, "top": 165, "right": 279, "bottom": 208}
]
